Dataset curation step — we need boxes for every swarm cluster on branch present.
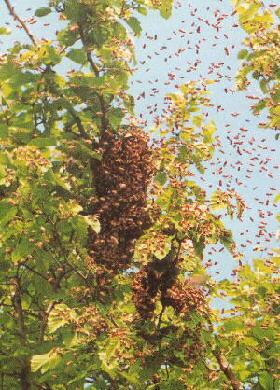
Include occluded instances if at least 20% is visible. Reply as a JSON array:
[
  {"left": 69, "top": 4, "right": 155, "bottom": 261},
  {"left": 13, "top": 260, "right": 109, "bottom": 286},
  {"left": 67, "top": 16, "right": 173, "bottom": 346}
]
[
  {"left": 132, "top": 246, "right": 207, "bottom": 366},
  {"left": 89, "top": 127, "right": 206, "bottom": 331},
  {"left": 90, "top": 128, "right": 153, "bottom": 272},
  {"left": 132, "top": 244, "right": 206, "bottom": 319}
]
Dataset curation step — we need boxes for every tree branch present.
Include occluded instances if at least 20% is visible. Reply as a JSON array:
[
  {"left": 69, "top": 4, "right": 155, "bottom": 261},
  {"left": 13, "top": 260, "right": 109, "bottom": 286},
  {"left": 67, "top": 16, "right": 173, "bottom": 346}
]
[
  {"left": 39, "top": 301, "right": 60, "bottom": 343},
  {"left": 212, "top": 348, "right": 242, "bottom": 390},
  {"left": 11, "top": 275, "right": 32, "bottom": 390},
  {"left": 22, "top": 263, "right": 49, "bottom": 282},
  {"left": 157, "top": 305, "right": 165, "bottom": 331},
  {"left": 67, "top": 106, "right": 90, "bottom": 139},
  {"left": 3, "top": 0, "right": 37, "bottom": 45},
  {"left": 207, "top": 318, "right": 242, "bottom": 390}
]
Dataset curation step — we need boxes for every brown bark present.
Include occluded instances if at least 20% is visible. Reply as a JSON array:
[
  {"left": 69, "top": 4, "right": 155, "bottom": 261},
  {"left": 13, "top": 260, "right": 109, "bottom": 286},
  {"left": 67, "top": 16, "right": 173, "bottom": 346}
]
[
  {"left": 206, "top": 317, "right": 242, "bottom": 390},
  {"left": 3, "top": 0, "right": 37, "bottom": 45},
  {"left": 12, "top": 277, "right": 31, "bottom": 390},
  {"left": 19, "top": 365, "right": 31, "bottom": 390},
  {"left": 213, "top": 348, "right": 242, "bottom": 390}
]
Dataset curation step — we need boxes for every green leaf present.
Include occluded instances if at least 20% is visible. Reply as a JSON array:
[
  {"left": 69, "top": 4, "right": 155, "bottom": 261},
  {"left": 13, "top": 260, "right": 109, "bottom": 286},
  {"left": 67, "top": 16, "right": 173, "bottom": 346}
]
[
  {"left": 119, "top": 369, "right": 140, "bottom": 385},
  {"left": 154, "top": 235, "right": 172, "bottom": 260},
  {"left": 29, "top": 137, "right": 57, "bottom": 148},
  {"left": 192, "top": 115, "right": 203, "bottom": 127},
  {"left": 219, "top": 229, "right": 234, "bottom": 252},
  {"left": 274, "top": 193, "right": 280, "bottom": 203},
  {"left": 83, "top": 216, "right": 101, "bottom": 233},
  {"left": 107, "top": 108, "right": 124, "bottom": 129},
  {"left": 0, "top": 27, "right": 11, "bottom": 35},
  {"left": 35, "top": 7, "right": 52, "bottom": 17},
  {"left": 223, "top": 319, "right": 245, "bottom": 332},
  {"left": 99, "top": 338, "right": 120, "bottom": 372},
  {"left": 62, "top": 329, "right": 79, "bottom": 347},
  {"left": 259, "top": 79, "right": 269, "bottom": 93},
  {"left": 11, "top": 237, "right": 35, "bottom": 262},
  {"left": 126, "top": 17, "right": 142, "bottom": 36},
  {"left": 31, "top": 354, "right": 49, "bottom": 372},
  {"left": 49, "top": 318, "right": 68, "bottom": 334},
  {"left": 193, "top": 237, "right": 204, "bottom": 258},
  {"left": 31, "top": 349, "right": 61, "bottom": 373},
  {"left": 259, "top": 371, "right": 274, "bottom": 390},
  {"left": 57, "top": 29, "right": 78, "bottom": 47},
  {"left": 0, "top": 63, "right": 18, "bottom": 82},
  {"left": 67, "top": 49, "right": 87, "bottom": 64},
  {"left": 0, "top": 200, "right": 17, "bottom": 229},
  {"left": 160, "top": 0, "right": 173, "bottom": 19},
  {"left": 137, "top": 6, "right": 147, "bottom": 16},
  {"left": 238, "top": 49, "right": 249, "bottom": 60},
  {"left": 48, "top": 304, "right": 77, "bottom": 333},
  {"left": 203, "top": 121, "right": 216, "bottom": 142},
  {"left": 0, "top": 124, "right": 8, "bottom": 138},
  {"left": 45, "top": 46, "right": 62, "bottom": 65},
  {"left": 156, "top": 187, "right": 175, "bottom": 211},
  {"left": 155, "top": 171, "right": 167, "bottom": 186}
]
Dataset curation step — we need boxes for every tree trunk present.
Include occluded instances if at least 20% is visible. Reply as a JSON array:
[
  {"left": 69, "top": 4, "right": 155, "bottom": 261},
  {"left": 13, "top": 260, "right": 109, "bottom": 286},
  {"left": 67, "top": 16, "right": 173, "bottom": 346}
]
[
  {"left": 20, "top": 363, "right": 31, "bottom": 390},
  {"left": 12, "top": 276, "right": 32, "bottom": 390}
]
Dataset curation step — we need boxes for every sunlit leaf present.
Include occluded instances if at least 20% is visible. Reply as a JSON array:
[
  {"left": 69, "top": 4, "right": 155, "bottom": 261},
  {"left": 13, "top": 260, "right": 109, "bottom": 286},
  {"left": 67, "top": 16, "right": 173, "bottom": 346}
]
[
  {"left": 35, "top": 7, "right": 52, "bottom": 17},
  {"left": 67, "top": 48, "right": 87, "bottom": 64}
]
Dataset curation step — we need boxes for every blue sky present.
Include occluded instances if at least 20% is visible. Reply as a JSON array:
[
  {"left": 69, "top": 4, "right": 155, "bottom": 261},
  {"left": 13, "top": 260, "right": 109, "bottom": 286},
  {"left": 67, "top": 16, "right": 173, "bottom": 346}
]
[
  {"left": 1, "top": 0, "right": 279, "bottom": 280},
  {"left": 130, "top": 0, "right": 279, "bottom": 279}
]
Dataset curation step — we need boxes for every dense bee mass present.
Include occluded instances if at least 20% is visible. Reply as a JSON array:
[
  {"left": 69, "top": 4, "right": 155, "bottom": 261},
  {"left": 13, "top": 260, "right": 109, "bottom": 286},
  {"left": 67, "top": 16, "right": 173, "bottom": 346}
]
[
  {"left": 132, "top": 254, "right": 207, "bottom": 365},
  {"left": 90, "top": 128, "right": 153, "bottom": 272},
  {"left": 162, "top": 281, "right": 206, "bottom": 315},
  {"left": 132, "top": 246, "right": 206, "bottom": 319},
  {"left": 132, "top": 265, "right": 158, "bottom": 319},
  {"left": 89, "top": 127, "right": 207, "bottom": 361}
]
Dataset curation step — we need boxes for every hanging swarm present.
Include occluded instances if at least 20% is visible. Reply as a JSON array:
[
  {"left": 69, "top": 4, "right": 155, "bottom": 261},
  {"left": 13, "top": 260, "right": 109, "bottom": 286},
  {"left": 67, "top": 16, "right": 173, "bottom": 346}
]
[
  {"left": 90, "top": 128, "right": 153, "bottom": 273},
  {"left": 132, "top": 265, "right": 158, "bottom": 319},
  {"left": 132, "top": 257, "right": 207, "bottom": 364},
  {"left": 180, "top": 326, "right": 206, "bottom": 367},
  {"left": 132, "top": 247, "right": 179, "bottom": 319},
  {"left": 132, "top": 245, "right": 206, "bottom": 319},
  {"left": 162, "top": 281, "right": 206, "bottom": 315}
]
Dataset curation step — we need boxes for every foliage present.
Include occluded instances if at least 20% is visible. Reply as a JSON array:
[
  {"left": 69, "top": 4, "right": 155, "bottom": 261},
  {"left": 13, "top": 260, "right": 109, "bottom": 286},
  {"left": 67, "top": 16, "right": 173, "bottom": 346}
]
[
  {"left": 0, "top": 0, "right": 278, "bottom": 389},
  {"left": 214, "top": 254, "right": 280, "bottom": 390},
  {"left": 233, "top": 0, "right": 280, "bottom": 132},
  {"left": 230, "top": 3, "right": 280, "bottom": 388},
  {"left": 0, "top": 0, "right": 179, "bottom": 388}
]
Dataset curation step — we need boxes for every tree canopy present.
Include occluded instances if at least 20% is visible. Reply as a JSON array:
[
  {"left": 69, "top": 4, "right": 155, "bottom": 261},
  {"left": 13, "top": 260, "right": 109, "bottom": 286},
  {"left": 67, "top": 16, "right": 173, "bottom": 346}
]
[{"left": 0, "top": 0, "right": 279, "bottom": 389}]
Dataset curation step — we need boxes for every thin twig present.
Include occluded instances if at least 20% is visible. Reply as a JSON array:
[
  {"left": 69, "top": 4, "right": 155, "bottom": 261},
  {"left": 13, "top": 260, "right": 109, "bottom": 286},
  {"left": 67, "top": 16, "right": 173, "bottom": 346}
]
[
  {"left": 3, "top": 0, "right": 37, "bottom": 45},
  {"left": 67, "top": 106, "right": 90, "bottom": 139},
  {"left": 39, "top": 301, "right": 60, "bottom": 342},
  {"left": 21, "top": 263, "right": 49, "bottom": 282}
]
